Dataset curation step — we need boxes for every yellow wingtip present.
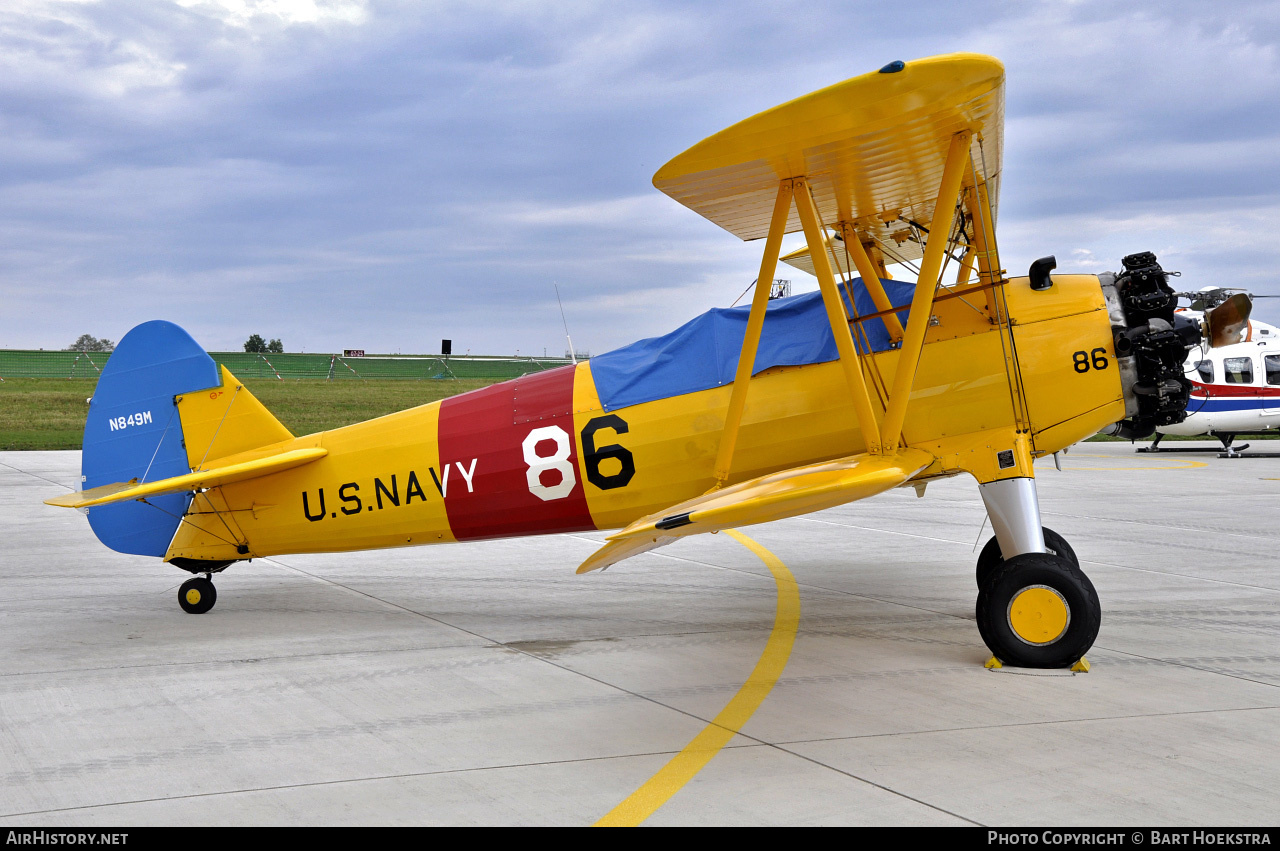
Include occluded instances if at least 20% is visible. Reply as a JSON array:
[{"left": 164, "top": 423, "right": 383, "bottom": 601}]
[{"left": 575, "top": 534, "right": 676, "bottom": 574}]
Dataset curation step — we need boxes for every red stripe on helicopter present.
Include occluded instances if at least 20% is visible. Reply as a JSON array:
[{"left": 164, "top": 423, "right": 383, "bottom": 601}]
[
  {"left": 436, "top": 365, "right": 596, "bottom": 540},
  {"left": 1190, "top": 381, "right": 1280, "bottom": 399}
]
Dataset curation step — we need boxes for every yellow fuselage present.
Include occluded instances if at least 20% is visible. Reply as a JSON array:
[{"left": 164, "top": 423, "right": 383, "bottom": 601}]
[{"left": 166, "top": 275, "right": 1123, "bottom": 563}]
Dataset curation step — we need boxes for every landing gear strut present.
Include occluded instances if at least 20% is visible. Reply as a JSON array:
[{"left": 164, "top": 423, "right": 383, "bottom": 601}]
[
  {"left": 1138, "top": 432, "right": 1251, "bottom": 456},
  {"left": 178, "top": 575, "right": 217, "bottom": 614},
  {"left": 1216, "top": 433, "right": 1249, "bottom": 458},
  {"left": 974, "top": 478, "right": 1099, "bottom": 667}
]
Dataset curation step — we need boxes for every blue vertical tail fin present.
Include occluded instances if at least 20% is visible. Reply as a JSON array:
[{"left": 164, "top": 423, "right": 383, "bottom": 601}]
[{"left": 82, "top": 321, "right": 220, "bottom": 557}]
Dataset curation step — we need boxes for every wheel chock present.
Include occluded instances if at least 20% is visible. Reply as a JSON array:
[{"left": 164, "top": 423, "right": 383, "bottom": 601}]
[{"left": 983, "top": 655, "right": 1090, "bottom": 673}]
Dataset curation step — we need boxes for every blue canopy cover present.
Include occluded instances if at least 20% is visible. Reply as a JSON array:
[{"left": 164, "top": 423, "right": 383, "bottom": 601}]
[{"left": 590, "top": 278, "right": 915, "bottom": 412}]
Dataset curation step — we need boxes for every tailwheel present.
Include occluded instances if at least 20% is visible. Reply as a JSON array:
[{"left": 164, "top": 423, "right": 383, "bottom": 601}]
[
  {"left": 178, "top": 576, "right": 217, "bottom": 614},
  {"left": 976, "top": 527, "right": 1077, "bottom": 589},
  {"left": 976, "top": 552, "right": 1100, "bottom": 668}
]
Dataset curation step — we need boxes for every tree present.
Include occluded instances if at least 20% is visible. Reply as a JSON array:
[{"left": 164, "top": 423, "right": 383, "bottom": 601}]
[
  {"left": 66, "top": 334, "right": 114, "bottom": 352},
  {"left": 244, "top": 335, "right": 284, "bottom": 354}
]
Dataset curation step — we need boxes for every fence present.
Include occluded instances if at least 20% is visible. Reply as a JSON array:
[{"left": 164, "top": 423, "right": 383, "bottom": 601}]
[{"left": 0, "top": 350, "right": 576, "bottom": 382}]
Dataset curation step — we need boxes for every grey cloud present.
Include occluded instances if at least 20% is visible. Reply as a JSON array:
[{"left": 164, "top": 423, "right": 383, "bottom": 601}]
[{"left": 3, "top": 0, "right": 1280, "bottom": 354}]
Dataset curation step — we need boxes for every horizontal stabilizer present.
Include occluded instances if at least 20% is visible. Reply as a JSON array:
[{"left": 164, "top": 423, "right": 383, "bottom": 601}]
[
  {"left": 46, "top": 447, "right": 327, "bottom": 509},
  {"left": 576, "top": 449, "right": 932, "bottom": 574}
]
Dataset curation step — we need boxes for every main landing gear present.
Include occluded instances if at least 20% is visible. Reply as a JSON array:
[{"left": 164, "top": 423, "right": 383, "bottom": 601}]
[
  {"left": 974, "top": 478, "right": 1100, "bottom": 668},
  {"left": 1215, "top": 434, "right": 1249, "bottom": 458},
  {"left": 976, "top": 526, "right": 1078, "bottom": 589},
  {"left": 1138, "top": 432, "right": 1251, "bottom": 457}
]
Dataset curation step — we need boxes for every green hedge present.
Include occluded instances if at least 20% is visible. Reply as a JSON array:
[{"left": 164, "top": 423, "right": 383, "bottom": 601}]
[{"left": 0, "top": 350, "right": 575, "bottom": 382}]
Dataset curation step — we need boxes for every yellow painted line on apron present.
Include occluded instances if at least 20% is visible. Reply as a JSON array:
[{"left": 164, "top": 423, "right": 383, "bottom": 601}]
[
  {"left": 594, "top": 529, "right": 800, "bottom": 827},
  {"left": 1064, "top": 453, "right": 1208, "bottom": 471}
]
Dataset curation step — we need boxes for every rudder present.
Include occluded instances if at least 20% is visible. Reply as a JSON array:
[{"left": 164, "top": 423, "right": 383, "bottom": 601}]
[{"left": 83, "top": 321, "right": 221, "bottom": 556}]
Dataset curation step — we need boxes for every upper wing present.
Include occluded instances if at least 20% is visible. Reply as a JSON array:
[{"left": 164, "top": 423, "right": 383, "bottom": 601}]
[
  {"left": 576, "top": 449, "right": 933, "bottom": 573},
  {"left": 651, "top": 53, "right": 1004, "bottom": 267}
]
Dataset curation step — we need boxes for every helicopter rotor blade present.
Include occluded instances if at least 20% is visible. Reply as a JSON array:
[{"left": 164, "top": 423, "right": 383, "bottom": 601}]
[{"left": 1206, "top": 292, "right": 1253, "bottom": 347}]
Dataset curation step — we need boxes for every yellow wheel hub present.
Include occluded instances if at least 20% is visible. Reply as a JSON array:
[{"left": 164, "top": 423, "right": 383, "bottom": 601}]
[
  {"left": 185, "top": 588, "right": 202, "bottom": 605},
  {"left": 1007, "top": 585, "right": 1069, "bottom": 646}
]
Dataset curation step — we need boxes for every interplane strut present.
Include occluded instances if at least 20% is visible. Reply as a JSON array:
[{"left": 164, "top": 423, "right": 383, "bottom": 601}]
[
  {"left": 880, "top": 130, "right": 974, "bottom": 450},
  {"left": 713, "top": 130, "right": 985, "bottom": 480}
]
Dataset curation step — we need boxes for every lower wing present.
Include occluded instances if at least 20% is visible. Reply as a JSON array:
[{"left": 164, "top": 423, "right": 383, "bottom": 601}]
[{"left": 576, "top": 448, "right": 933, "bottom": 573}]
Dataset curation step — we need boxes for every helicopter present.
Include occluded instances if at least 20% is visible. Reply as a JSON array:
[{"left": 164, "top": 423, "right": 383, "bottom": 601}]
[{"left": 1124, "top": 287, "right": 1280, "bottom": 456}]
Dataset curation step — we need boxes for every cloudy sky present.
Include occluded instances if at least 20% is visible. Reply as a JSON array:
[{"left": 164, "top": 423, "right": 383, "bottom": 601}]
[{"left": 3, "top": 0, "right": 1280, "bottom": 356}]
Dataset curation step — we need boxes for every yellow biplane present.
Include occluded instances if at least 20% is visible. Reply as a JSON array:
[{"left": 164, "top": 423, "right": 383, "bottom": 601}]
[{"left": 46, "top": 54, "right": 1241, "bottom": 669}]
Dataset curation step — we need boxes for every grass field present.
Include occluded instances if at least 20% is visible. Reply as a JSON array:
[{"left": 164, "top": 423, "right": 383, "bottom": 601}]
[{"left": 0, "top": 377, "right": 502, "bottom": 451}]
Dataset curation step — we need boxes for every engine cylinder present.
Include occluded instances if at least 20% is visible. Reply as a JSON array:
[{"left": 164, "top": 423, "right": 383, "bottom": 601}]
[{"left": 1100, "top": 252, "right": 1202, "bottom": 439}]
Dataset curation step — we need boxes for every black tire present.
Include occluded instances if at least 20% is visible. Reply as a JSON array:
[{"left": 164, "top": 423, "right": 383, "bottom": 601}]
[
  {"left": 976, "top": 526, "right": 1078, "bottom": 589},
  {"left": 178, "top": 577, "right": 217, "bottom": 614},
  {"left": 976, "top": 552, "right": 1100, "bottom": 668}
]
